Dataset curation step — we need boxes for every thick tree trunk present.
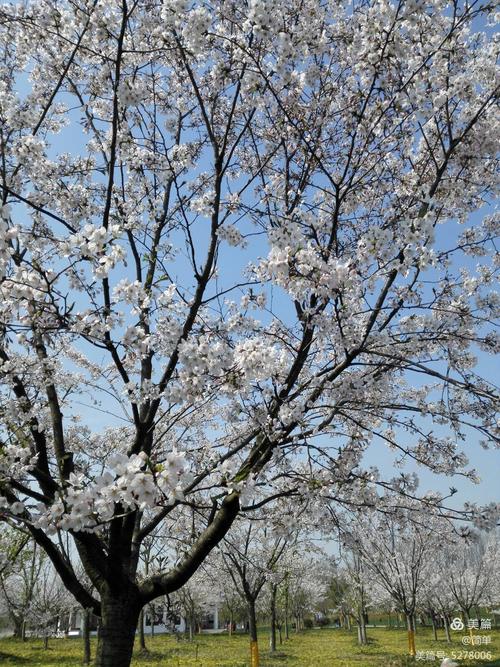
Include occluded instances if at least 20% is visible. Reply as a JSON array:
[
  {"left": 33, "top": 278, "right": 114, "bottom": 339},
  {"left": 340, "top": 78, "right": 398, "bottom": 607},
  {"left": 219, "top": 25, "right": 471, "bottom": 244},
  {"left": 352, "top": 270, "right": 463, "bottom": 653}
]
[
  {"left": 94, "top": 595, "right": 140, "bottom": 667},
  {"left": 248, "top": 598, "right": 259, "bottom": 667},
  {"left": 12, "top": 616, "right": 26, "bottom": 640},
  {"left": 82, "top": 608, "right": 91, "bottom": 665},
  {"left": 269, "top": 583, "right": 277, "bottom": 653}
]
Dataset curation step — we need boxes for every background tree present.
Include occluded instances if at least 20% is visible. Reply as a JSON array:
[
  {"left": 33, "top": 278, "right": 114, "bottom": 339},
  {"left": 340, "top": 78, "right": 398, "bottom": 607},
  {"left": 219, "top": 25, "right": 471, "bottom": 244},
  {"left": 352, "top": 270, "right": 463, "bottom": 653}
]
[
  {"left": 0, "top": 0, "right": 498, "bottom": 665},
  {"left": 441, "top": 532, "right": 499, "bottom": 625},
  {"left": 0, "top": 530, "right": 42, "bottom": 640},
  {"left": 25, "top": 558, "right": 72, "bottom": 650},
  {"left": 338, "top": 552, "right": 373, "bottom": 645},
  {"left": 221, "top": 518, "right": 290, "bottom": 667},
  {"left": 341, "top": 501, "right": 445, "bottom": 657}
]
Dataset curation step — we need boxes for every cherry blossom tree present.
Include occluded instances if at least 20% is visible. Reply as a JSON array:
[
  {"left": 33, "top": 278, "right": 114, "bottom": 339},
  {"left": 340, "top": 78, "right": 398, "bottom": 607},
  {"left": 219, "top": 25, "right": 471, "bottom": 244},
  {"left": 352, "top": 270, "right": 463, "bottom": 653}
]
[
  {"left": 337, "top": 551, "right": 373, "bottom": 644},
  {"left": 441, "top": 531, "right": 500, "bottom": 624},
  {"left": 340, "top": 501, "right": 446, "bottom": 656},
  {"left": 0, "top": 0, "right": 498, "bottom": 665},
  {"left": 0, "top": 527, "right": 35, "bottom": 639},
  {"left": 220, "top": 518, "right": 292, "bottom": 667},
  {"left": 419, "top": 559, "right": 457, "bottom": 643}
]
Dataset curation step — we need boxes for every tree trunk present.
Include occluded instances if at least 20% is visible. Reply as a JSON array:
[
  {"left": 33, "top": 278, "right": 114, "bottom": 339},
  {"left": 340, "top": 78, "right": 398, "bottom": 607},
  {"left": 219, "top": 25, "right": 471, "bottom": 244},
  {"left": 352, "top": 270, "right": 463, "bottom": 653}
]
[
  {"left": 94, "top": 595, "right": 140, "bottom": 667},
  {"left": 358, "top": 610, "right": 367, "bottom": 645},
  {"left": 12, "top": 616, "right": 23, "bottom": 639},
  {"left": 269, "top": 583, "right": 277, "bottom": 653},
  {"left": 406, "top": 613, "right": 416, "bottom": 657},
  {"left": 21, "top": 618, "right": 27, "bottom": 642},
  {"left": 431, "top": 612, "right": 438, "bottom": 641},
  {"left": 138, "top": 608, "right": 147, "bottom": 652},
  {"left": 284, "top": 575, "right": 289, "bottom": 640},
  {"left": 248, "top": 598, "right": 259, "bottom": 667},
  {"left": 188, "top": 612, "right": 194, "bottom": 641},
  {"left": 82, "top": 608, "right": 91, "bottom": 665},
  {"left": 443, "top": 615, "right": 451, "bottom": 643}
]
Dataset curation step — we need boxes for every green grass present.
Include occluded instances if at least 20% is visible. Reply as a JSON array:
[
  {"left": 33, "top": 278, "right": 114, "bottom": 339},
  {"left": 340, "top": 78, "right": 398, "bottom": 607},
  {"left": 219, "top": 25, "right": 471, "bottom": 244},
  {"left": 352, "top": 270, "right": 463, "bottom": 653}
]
[{"left": 0, "top": 627, "right": 498, "bottom": 666}]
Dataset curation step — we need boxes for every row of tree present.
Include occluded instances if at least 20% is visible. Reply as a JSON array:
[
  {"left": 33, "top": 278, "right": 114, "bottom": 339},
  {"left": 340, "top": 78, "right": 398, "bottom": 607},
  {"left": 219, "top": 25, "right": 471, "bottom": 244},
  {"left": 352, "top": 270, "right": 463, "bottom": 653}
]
[{"left": 2, "top": 502, "right": 498, "bottom": 665}]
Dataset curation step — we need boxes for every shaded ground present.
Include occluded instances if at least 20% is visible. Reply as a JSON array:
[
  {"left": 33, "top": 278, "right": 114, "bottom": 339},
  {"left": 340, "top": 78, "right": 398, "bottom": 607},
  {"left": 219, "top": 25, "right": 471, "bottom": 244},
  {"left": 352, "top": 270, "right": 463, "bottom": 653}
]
[{"left": 0, "top": 627, "right": 498, "bottom": 666}]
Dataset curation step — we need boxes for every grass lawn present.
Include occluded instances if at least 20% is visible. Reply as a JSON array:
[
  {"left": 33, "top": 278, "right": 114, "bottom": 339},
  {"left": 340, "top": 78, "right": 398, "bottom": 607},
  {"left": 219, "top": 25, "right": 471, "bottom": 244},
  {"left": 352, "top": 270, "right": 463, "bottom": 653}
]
[{"left": 0, "top": 627, "right": 498, "bottom": 666}]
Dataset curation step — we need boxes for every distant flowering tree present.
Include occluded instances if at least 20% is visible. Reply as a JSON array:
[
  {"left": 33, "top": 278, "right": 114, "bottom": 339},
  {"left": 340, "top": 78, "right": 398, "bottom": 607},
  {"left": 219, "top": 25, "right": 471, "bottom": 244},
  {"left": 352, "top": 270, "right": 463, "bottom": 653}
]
[
  {"left": 441, "top": 532, "right": 500, "bottom": 624},
  {"left": 220, "top": 517, "right": 292, "bottom": 667},
  {"left": 341, "top": 501, "right": 446, "bottom": 656},
  {"left": 337, "top": 550, "right": 374, "bottom": 645},
  {"left": 0, "top": 526, "right": 36, "bottom": 639},
  {"left": 0, "top": 0, "right": 498, "bottom": 664}
]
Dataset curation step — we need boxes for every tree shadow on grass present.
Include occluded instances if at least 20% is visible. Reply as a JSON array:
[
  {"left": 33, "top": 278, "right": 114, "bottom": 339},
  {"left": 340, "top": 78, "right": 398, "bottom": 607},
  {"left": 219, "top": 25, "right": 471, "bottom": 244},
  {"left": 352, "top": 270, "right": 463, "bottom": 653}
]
[
  {"left": 133, "top": 648, "right": 185, "bottom": 663},
  {"left": 0, "top": 653, "right": 31, "bottom": 664}
]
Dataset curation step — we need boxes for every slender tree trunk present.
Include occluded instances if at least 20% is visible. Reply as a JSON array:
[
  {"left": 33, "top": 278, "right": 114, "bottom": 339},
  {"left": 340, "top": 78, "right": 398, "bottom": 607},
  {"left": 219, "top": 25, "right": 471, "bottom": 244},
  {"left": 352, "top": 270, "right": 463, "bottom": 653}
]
[
  {"left": 248, "top": 598, "right": 259, "bottom": 667},
  {"left": 269, "top": 583, "right": 277, "bottom": 653},
  {"left": 284, "top": 575, "right": 289, "bottom": 640},
  {"left": 358, "top": 610, "right": 367, "bottom": 645},
  {"left": 229, "top": 609, "right": 233, "bottom": 637},
  {"left": 94, "top": 595, "right": 140, "bottom": 667},
  {"left": 82, "top": 608, "right": 91, "bottom": 665},
  {"left": 44, "top": 633, "right": 49, "bottom": 650},
  {"left": 431, "top": 612, "right": 438, "bottom": 642},
  {"left": 138, "top": 608, "right": 147, "bottom": 652},
  {"left": 21, "top": 618, "right": 27, "bottom": 642},
  {"left": 189, "top": 608, "right": 196, "bottom": 641},
  {"left": 406, "top": 613, "right": 416, "bottom": 657},
  {"left": 443, "top": 615, "right": 451, "bottom": 643}
]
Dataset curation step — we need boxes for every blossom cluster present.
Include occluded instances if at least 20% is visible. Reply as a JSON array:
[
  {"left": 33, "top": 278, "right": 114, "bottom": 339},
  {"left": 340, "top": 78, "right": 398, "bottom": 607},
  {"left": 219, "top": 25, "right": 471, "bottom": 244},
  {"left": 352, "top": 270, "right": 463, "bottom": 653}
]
[{"left": 34, "top": 450, "right": 191, "bottom": 534}]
